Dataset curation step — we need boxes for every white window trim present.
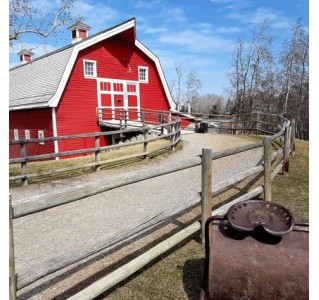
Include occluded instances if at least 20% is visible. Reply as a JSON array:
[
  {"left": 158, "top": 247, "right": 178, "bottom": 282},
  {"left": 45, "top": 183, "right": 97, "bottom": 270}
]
[
  {"left": 83, "top": 59, "right": 97, "bottom": 78},
  {"left": 38, "top": 130, "right": 45, "bottom": 145},
  {"left": 25, "top": 129, "right": 30, "bottom": 140},
  {"left": 14, "top": 129, "right": 19, "bottom": 140},
  {"left": 138, "top": 66, "right": 149, "bottom": 83}
]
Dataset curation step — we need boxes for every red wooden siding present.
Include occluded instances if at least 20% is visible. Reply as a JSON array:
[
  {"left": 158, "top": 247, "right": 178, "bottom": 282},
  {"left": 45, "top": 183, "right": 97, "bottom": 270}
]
[
  {"left": 10, "top": 27, "right": 174, "bottom": 159},
  {"left": 55, "top": 32, "right": 171, "bottom": 154},
  {"left": 9, "top": 108, "right": 54, "bottom": 159}
]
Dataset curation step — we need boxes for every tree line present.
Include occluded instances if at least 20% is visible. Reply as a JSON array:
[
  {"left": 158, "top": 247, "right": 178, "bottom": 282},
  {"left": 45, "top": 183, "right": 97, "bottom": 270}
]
[{"left": 170, "top": 19, "right": 308, "bottom": 140}]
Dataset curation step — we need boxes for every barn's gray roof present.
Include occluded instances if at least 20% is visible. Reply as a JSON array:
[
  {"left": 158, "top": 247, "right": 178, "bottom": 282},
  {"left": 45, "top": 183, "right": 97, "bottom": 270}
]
[
  {"left": 9, "top": 18, "right": 136, "bottom": 110},
  {"left": 9, "top": 17, "right": 176, "bottom": 111},
  {"left": 9, "top": 47, "right": 74, "bottom": 109}
]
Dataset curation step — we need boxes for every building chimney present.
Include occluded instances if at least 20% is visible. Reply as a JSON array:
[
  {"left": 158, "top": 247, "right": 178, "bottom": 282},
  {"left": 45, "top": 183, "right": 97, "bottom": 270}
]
[
  {"left": 68, "top": 21, "right": 91, "bottom": 44},
  {"left": 18, "top": 49, "right": 34, "bottom": 65}
]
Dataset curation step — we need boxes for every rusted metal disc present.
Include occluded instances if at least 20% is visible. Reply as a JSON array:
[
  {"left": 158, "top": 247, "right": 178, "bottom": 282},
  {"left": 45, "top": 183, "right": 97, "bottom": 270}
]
[{"left": 226, "top": 199, "right": 295, "bottom": 236}]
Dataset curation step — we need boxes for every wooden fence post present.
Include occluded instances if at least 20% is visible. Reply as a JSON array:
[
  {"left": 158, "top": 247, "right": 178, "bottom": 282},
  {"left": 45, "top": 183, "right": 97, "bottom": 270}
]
[
  {"left": 290, "top": 118, "right": 296, "bottom": 155},
  {"left": 256, "top": 112, "right": 261, "bottom": 135},
  {"left": 263, "top": 137, "right": 272, "bottom": 202},
  {"left": 9, "top": 194, "right": 17, "bottom": 300},
  {"left": 124, "top": 109, "right": 128, "bottom": 128},
  {"left": 168, "top": 111, "right": 172, "bottom": 135},
  {"left": 143, "top": 126, "right": 149, "bottom": 159},
  {"left": 171, "top": 122, "right": 176, "bottom": 150},
  {"left": 140, "top": 109, "right": 145, "bottom": 126},
  {"left": 201, "top": 148, "right": 212, "bottom": 244},
  {"left": 283, "top": 125, "right": 291, "bottom": 175},
  {"left": 20, "top": 141, "right": 28, "bottom": 186},
  {"left": 160, "top": 111, "right": 164, "bottom": 135},
  {"left": 119, "top": 109, "right": 123, "bottom": 128},
  {"left": 94, "top": 135, "right": 101, "bottom": 171}
]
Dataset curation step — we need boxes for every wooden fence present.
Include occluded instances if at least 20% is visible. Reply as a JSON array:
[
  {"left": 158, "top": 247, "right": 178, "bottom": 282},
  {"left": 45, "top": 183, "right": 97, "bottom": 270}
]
[
  {"left": 9, "top": 113, "right": 295, "bottom": 300},
  {"left": 9, "top": 110, "right": 181, "bottom": 186}
]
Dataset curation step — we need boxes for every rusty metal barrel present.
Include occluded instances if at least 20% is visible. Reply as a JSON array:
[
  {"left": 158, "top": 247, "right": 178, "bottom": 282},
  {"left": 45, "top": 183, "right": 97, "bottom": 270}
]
[{"left": 201, "top": 200, "right": 309, "bottom": 300}]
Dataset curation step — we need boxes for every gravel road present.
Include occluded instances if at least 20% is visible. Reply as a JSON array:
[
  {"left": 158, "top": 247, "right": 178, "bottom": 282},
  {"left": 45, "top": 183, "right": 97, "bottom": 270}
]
[{"left": 10, "top": 132, "right": 263, "bottom": 299}]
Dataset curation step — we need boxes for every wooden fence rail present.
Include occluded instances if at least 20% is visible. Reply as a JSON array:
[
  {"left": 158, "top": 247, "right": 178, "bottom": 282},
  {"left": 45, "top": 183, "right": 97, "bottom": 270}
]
[
  {"left": 9, "top": 115, "right": 181, "bottom": 185},
  {"left": 9, "top": 113, "right": 295, "bottom": 300}
]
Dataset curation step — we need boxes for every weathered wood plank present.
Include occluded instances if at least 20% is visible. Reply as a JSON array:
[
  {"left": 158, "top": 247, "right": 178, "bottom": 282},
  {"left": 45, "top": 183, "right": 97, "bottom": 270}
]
[
  {"left": 16, "top": 194, "right": 201, "bottom": 289},
  {"left": 201, "top": 148, "right": 212, "bottom": 244},
  {"left": 9, "top": 195, "right": 17, "bottom": 300},
  {"left": 263, "top": 137, "right": 272, "bottom": 202},
  {"left": 67, "top": 221, "right": 201, "bottom": 300},
  {"left": 212, "top": 186, "right": 264, "bottom": 217},
  {"left": 12, "top": 156, "right": 202, "bottom": 218}
]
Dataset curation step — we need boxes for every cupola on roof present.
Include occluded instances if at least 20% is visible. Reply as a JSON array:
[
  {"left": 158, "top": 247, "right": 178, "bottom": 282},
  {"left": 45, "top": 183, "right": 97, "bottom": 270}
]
[{"left": 68, "top": 21, "right": 92, "bottom": 44}]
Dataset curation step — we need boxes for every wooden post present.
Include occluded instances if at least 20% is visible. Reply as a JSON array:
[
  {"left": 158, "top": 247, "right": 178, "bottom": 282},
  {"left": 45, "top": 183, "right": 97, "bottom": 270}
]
[
  {"left": 171, "top": 122, "right": 176, "bottom": 150},
  {"left": 124, "top": 109, "right": 128, "bottom": 128},
  {"left": 168, "top": 111, "right": 172, "bottom": 135},
  {"left": 283, "top": 125, "right": 291, "bottom": 175},
  {"left": 290, "top": 118, "right": 296, "bottom": 155},
  {"left": 263, "top": 137, "right": 272, "bottom": 202},
  {"left": 160, "top": 111, "right": 164, "bottom": 135},
  {"left": 119, "top": 109, "right": 123, "bottom": 128},
  {"left": 94, "top": 135, "right": 100, "bottom": 171},
  {"left": 256, "top": 112, "right": 260, "bottom": 135},
  {"left": 9, "top": 194, "right": 17, "bottom": 300},
  {"left": 143, "top": 126, "right": 149, "bottom": 159},
  {"left": 201, "top": 148, "right": 212, "bottom": 244},
  {"left": 20, "top": 141, "right": 28, "bottom": 186},
  {"left": 140, "top": 109, "right": 145, "bottom": 126}
]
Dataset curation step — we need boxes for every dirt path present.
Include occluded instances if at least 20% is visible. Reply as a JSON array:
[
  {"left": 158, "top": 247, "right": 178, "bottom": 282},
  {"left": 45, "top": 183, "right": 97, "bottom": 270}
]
[{"left": 11, "top": 133, "right": 263, "bottom": 299}]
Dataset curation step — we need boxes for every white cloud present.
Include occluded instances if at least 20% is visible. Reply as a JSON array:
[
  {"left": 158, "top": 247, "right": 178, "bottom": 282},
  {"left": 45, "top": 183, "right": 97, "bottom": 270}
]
[
  {"left": 135, "top": 0, "right": 162, "bottom": 9},
  {"left": 159, "top": 29, "right": 233, "bottom": 53},
  {"left": 227, "top": 7, "right": 291, "bottom": 29},
  {"left": 73, "top": 2, "right": 119, "bottom": 30},
  {"left": 144, "top": 27, "right": 167, "bottom": 34},
  {"left": 165, "top": 8, "right": 186, "bottom": 23}
]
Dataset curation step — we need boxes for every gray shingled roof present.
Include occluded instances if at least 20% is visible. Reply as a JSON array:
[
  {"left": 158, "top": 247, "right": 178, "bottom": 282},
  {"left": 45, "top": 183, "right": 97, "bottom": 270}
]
[
  {"left": 9, "top": 47, "right": 74, "bottom": 109},
  {"left": 9, "top": 18, "right": 136, "bottom": 110}
]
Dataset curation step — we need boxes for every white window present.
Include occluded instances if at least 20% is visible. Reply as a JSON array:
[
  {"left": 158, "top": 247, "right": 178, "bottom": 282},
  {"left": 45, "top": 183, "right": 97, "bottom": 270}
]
[
  {"left": 38, "top": 130, "right": 44, "bottom": 145},
  {"left": 13, "top": 129, "right": 19, "bottom": 140},
  {"left": 83, "top": 60, "right": 97, "bottom": 77},
  {"left": 138, "top": 66, "right": 149, "bottom": 83},
  {"left": 25, "top": 129, "right": 30, "bottom": 139}
]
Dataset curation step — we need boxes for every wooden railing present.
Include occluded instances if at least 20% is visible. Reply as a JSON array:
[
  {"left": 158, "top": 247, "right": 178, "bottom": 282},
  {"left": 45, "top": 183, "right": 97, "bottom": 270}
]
[
  {"left": 9, "top": 113, "right": 296, "bottom": 300},
  {"left": 9, "top": 110, "right": 181, "bottom": 186},
  {"left": 97, "top": 107, "right": 173, "bottom": 130}
]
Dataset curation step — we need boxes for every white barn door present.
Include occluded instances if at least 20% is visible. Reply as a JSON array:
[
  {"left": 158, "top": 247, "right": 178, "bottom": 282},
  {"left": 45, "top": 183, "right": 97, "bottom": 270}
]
[{"left": 97, "top": 79, "right": 140, "bottom": 121}]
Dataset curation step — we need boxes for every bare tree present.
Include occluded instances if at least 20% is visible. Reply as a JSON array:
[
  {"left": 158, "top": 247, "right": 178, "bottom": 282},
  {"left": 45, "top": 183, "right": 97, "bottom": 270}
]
[
  {"left": 170, "top": 62, "right": 202, "bottom": 112},
  {"left": 228, "top": 20, "right": 275, "bottom": 116},
  {"left": 278, "top": 18, "right": 309, "bottom": 139},
  {"left": 186, "top": 69, "right": 202, "bottom": 111},
  {"left": 9, "top": 0, "right": 81, "bottom": 48}
]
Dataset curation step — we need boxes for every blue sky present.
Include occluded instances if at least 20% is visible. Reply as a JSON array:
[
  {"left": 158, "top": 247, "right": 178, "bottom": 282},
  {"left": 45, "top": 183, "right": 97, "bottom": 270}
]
[{"left": 9, "top": 0, "right": 309, "bottom": 96}]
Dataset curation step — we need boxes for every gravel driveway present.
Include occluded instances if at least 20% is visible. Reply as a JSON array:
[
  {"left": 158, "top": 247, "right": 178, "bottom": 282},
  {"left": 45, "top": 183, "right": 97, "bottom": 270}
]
[{"left": 10, "top": 132, "right": 263, "bottom": 299}]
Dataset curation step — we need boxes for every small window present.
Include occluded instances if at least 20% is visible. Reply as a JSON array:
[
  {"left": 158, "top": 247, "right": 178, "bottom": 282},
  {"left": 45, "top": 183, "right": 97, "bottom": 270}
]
[
  {"left": 25, "top": 130, "right": 30, "bottom": 139},
  {"left": 138, "top": 66, "right": 149, "bottom": 83},
  {"left": 14, "top": 129, "right": 19, "bottom": 140},
  {"left": 83, "top": 60, "right": 97, "bottom": 78},
  {"left": 38, "top": 130, "right": 45, "bottom": 145}
]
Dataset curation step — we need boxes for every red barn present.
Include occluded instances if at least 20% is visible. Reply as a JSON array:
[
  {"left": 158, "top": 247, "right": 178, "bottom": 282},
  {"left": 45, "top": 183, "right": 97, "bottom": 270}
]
[{"left": 9, "top": 18, "right": 182, "bottom": 159}]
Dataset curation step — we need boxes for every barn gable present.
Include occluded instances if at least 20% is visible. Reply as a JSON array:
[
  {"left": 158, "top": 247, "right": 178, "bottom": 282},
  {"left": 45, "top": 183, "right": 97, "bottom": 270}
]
[{"left": 9, "top": 18, "right": 176, "bottom": 111}]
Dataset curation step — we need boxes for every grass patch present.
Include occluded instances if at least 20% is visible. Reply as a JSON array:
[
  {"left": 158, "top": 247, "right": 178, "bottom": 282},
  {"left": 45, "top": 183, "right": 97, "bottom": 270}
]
[
  {"left": 102, "top": 138, "right": 309, "bottom": 300},
  {"left": 9, "top": 139, "right": 184, "bottom": 187}
]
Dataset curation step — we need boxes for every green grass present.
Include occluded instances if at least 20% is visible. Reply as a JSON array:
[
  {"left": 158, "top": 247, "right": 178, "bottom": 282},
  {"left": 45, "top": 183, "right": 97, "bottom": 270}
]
[
  {"left": 101, "top": 138, "right": 309, "bottom": 300},
  {"left": 11, "top": 135, "right": 309, "bottom": 299},
  {"left": 9, "top": 139, "right": 183, "bottom": 187}
]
